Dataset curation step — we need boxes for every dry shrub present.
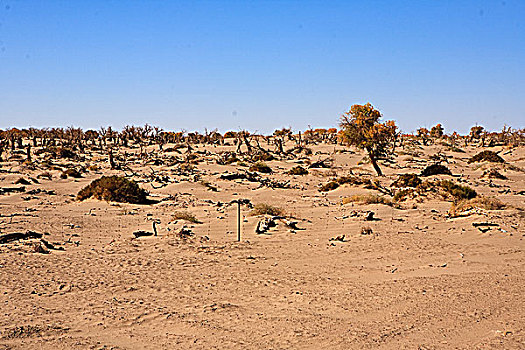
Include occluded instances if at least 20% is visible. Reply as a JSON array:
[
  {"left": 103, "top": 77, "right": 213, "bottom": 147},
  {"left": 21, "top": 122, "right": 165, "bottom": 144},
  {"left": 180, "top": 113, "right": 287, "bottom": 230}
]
[
  {"left": 77, "top": 176, "right": 148, "bottom": 204},
  {"left": 393, "top": 188, "right": 416, "bottom": 202},
  {"left": 361, "top": 226, "right": 373, "bottom": 235},
  {"left": 15, "top": 177, "right": 31, "bottom": 185},
  {"left": 319, "top": 181, "right": 340, "bottom": 192},
  {"left": 482, "top": 168, "right": 507, "bottom": 179},
  {"left": 392, "top": 174, "right": 421, "bottom": 188},
  {"left": 437, "top": 180, "right": 477, "bottom": 200},
  {"left": 342, "top": 194, "right": 393, "bottom": 206},
  {"left": 173, "top": 211, "right": 202, "bottom": 224},
  {"left": 287, "top": 165, "right": 308, "bottom": 175},
  {"left": 393, "top": 179, "right": 476, "bottom": 203},
  {"left": 421, "top": 164, "right": 452, "bottom": 177},
  {"left": 249, "top": 161, "right": 272, "bottom": 173},
  {"left": 200, "top": 180, "right": 218, "bottom": 192},
  {"left": 60, "top": 168, "right": 82, "bottom": 179},
  {"left": 447, "top": 145, "right": 465, "bottom": 153},
  {"left": 319, "top": 175, "right": 374, "bottom": 192},
  {"left": 468, "top": 150, "right": 504, "bottom": 164},
  {"left": 251, "top": 152, "right": 274, "bottom": 162},
  {"left": 449, "top": 196, "right": 506, "bottom": 217},
  {"left": 37, "top": 171, "right": 53, "bottom": 180},
  {"left": 251, "top": 203, "right": 285, "bottom": 216}
]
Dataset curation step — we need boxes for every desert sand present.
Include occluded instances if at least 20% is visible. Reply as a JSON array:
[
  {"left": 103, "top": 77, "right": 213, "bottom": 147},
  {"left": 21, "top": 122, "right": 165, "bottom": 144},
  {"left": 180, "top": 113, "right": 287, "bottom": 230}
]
[{"left": 0, "top": 137, "right": 524, "bottom": 349}]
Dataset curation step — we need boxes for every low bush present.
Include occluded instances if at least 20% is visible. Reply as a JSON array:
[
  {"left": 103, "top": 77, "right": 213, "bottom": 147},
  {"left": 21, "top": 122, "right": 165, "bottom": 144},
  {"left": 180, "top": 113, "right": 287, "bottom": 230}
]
[{"left": 77, "top": 176, "right": 148, "bottom": 204}]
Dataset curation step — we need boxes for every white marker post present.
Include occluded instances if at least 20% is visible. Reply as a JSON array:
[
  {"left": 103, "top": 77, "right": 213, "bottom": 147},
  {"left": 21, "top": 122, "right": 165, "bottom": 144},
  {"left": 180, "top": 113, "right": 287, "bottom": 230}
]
[{"left": 237, "top": 200, "right": 241, "bottom": 242}]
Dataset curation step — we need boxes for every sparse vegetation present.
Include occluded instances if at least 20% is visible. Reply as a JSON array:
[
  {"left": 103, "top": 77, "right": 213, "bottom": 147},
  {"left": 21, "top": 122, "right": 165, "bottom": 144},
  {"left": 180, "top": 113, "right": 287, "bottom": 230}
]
[{"left": 77, "top": 176, "right": 148, "bottom": 204}]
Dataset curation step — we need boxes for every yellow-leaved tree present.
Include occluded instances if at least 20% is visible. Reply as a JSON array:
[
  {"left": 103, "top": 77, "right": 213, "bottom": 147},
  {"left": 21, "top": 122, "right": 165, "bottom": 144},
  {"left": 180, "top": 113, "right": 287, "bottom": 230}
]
[{"left": 339, "top": 103, "right": 398, "bottom": 176}]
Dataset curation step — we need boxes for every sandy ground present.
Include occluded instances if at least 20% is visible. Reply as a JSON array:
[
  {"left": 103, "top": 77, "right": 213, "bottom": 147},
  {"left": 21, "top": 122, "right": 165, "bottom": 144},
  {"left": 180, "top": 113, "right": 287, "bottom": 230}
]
[{"left": 0, "top": 141, "right": 524, "bottom": 349}]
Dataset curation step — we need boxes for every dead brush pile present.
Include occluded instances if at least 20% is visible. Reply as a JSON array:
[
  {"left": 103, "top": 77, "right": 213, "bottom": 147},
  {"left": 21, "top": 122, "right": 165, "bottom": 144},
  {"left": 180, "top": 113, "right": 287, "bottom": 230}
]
[{"left": 77, "top": 176, "right": 148, "bottom": 204}]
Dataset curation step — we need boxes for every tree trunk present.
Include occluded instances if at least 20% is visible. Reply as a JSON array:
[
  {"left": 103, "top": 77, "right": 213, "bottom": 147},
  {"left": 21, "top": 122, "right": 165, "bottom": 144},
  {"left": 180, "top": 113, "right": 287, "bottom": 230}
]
[{"left": 368, "top": 151, "right": 383, "bottom": 176}]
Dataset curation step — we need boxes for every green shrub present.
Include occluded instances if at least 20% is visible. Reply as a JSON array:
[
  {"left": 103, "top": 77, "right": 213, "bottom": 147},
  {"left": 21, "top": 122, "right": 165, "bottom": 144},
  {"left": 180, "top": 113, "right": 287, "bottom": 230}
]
[{"left": 77, "top": 176, "right": 148, "bottom": 204}]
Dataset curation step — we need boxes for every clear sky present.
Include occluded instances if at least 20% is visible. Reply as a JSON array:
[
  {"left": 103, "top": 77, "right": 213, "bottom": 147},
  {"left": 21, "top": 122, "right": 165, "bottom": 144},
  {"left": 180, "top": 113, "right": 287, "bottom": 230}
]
[{"left": 0, "top": 0, "right": 523, "bottom": 134}]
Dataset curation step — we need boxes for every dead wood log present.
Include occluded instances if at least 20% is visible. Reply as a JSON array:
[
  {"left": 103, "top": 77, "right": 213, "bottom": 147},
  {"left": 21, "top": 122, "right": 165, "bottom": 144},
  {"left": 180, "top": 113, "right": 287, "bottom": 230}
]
[{"left": 0, "top": 231, "right": 43, "bottom": 244}]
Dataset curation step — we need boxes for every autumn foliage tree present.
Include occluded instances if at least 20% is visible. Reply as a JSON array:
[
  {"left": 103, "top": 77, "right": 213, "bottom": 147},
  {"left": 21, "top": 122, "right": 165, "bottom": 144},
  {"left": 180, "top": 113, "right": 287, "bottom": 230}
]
[
  {"left": 430, "top": 123, "right": 444, "bottom": 138},
  {"left": 339, "top": 103, "right": 397, "bottom": 176}
]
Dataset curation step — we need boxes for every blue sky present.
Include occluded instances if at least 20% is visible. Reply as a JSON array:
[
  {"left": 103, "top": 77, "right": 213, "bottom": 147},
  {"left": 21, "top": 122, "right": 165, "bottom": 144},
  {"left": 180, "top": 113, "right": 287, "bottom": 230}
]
[{"left": 0, "top": 1, "right": 523, "bottom": 134}]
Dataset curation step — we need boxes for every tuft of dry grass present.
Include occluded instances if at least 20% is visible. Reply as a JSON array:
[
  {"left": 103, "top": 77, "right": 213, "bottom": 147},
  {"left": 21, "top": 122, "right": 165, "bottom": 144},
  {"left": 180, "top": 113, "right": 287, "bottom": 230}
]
[
  {"left": 342, "top": 194, "right": 393, "bottom": 206},
  {"left": 250, "top": 203, "right": 285, "bottom": 217},
  {"left": 173, "top": 211, "right": 202, "bottom": 224}
]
